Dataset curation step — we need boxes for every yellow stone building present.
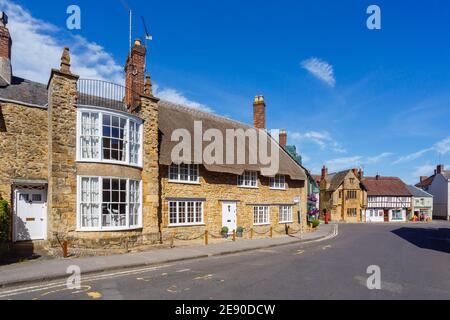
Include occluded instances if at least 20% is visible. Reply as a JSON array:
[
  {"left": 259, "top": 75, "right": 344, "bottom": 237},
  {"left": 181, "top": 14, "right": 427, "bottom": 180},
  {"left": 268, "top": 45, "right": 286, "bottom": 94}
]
[
  {"left": 0, "top": 16, "right": 308, "bottom": 250},
  {"left": 319, "top": 167, "right": 367, "bottom": 223}
]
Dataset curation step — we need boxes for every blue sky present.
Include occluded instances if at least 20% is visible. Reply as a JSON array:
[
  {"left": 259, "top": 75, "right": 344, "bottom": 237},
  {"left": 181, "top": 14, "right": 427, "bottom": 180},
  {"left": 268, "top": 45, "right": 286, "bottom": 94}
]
[{"left": 1, "top": 0, "right": 449, "bottom": 183}]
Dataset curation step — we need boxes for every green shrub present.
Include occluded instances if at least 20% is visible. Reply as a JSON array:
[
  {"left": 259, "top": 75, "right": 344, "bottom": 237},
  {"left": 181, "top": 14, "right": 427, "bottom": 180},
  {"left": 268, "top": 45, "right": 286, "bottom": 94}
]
[
  {"left": 0, "top": 200, "right": 9, "bottom": 243},
  {"left": 221, "top": 226, "right": 229, "bottom": 235},
  {"left": 312, "top": 219, "right": 321, "bottom": 229},
  {"left": 236, "top": 226, "right": 244, "bottom": 233}
]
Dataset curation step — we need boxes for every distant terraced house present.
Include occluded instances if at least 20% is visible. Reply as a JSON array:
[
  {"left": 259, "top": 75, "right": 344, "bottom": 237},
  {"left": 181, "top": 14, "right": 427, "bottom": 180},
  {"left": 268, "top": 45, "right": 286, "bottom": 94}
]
[{"left": 0, "top": 13, "right": 308, "bottom": 250}]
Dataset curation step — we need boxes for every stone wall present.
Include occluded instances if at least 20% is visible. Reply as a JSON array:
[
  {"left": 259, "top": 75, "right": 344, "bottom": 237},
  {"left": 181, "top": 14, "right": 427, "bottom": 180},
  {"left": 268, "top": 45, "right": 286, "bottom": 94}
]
[
  {"left": 0, "top": 103, "right": 48, "bottom": 199},
  {"left": 0, "top": 102, "right": 48, "bottom": 240},
  {"left": 160, "top": 165, "right": 307, "bottom": 240}
]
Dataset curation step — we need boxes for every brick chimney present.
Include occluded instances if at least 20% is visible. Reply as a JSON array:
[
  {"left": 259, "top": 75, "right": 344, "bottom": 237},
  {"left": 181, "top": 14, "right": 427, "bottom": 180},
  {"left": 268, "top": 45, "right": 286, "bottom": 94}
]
[
  {"left": 253, "top": 95, "right": 266, "bottom": 129},
  {"left": 321, "top": 165, "right": 328, "bottom": 179},
  {"left": 0, "top": 12, "right": 12, "bottom": 87},
  {"left": 420, "top": 176, "right": 428, "bottom": 183},
  {"left": 279, "top": 129, "right": 287, "bottom": 148},
  {"left": 358, "top": 168, "right": 364, "bottom": 180},
  {"left": 125, "top": 39, "right": 146, "bottom": 109},
  {"left": 437, "top": 164, "right": 444, "bottom": 174}
]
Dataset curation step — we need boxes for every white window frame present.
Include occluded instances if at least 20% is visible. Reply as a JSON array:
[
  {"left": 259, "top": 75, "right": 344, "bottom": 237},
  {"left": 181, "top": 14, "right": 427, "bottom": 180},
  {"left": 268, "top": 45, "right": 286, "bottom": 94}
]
[
  {"left": 168, "top": 164, "right": 200, "bottom": 184},
  {"left": 270, "top": 175, "right": 286, "bottom": 190},
  {"left": 168, "top": 200, "right": 204, "bottom": 227},
  {"left": 76, "top": 176, "right": 143, "bottom": 232},
  {"left": 253, "top": 206, "right": 270, "bottom": 226},
  {"left": 238, "top": 171, "right": 258, "bottom": 188},
  {"left": 76, "top": 107, "right": 143, "bottom": 168},
  {"left": 279, "top": 205, "right": 293, "bottom": 224}
]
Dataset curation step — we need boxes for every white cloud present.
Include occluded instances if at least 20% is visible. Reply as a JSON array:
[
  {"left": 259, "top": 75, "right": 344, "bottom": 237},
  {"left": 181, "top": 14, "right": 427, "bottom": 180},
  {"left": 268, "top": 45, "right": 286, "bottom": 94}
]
[
  {"left": 153, "top": 85, "right": 213, "bottom": 113},
  {"left": 412, "top": 164, "right": 435, "bottom": 178},
  {"left": 0, "top": 0, "right": 213, "bottom": 113},
  {"left": 324, "top": 152, "right": 393, "bottom": 172},
  {"left": 325, "top": 156, "right": 362, "bottom": 172},
  {"left": 0, "top": 0, "right": 124, "bottom": 84},
  {"left": 301, "top": 57, "right": 336, "bottom": 87},
  {"left": 366, "top": 152, "right": 393, "bottom": 164},
  {"left": 392, "top": 136, "right": 450, "bottom": 164},
  {"left": 291, "top": 130, "right": 346, "bottom": 153}
]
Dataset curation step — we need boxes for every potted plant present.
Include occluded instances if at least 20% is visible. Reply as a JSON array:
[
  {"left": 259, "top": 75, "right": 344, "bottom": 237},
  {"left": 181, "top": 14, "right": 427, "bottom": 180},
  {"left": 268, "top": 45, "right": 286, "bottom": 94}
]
[
  {"left": 312, "top": 219, "right": 321, "bottom": 229},
  {"left": 236, "top": 227, "right": 244, "bottom": 238},
  {"left": 221, "top": 227, "right": 229, "bottom": 239}
]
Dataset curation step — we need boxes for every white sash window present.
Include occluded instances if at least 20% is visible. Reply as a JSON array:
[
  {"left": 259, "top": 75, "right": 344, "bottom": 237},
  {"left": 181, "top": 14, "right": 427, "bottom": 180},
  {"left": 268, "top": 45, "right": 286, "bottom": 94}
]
[
  {"left": 77, "top": 109, "right": 143, "bottom": 167},
  {"left": 78, "top": 176, "right": 142, "bottom": 231}
]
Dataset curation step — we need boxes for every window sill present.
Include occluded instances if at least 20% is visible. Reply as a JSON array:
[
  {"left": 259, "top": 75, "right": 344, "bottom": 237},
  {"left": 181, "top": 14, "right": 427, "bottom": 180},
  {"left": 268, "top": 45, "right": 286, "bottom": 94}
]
[
  {"left": 253, "top": 223, "right": 270, "bottom": 226},
  {"left": 270, "top": 188, "right": 286, "bottom": 191},
  {"left": 279, "top": 221, "right": 293, "bottom": 224},
  {"left": 76, "top": 159, "right": 143, "bottom": 170},
  {"left": 238, "top": 186, "right": 259, "bottom": 190},
  {"left": 76, "top": 226, "right": 143, "bottom": 232},
  {"left": 168, "top": 180, "right": 201, "bottom": 186},
  {"left": 168, "top": 224, "right": 206, "bottom": 228}
]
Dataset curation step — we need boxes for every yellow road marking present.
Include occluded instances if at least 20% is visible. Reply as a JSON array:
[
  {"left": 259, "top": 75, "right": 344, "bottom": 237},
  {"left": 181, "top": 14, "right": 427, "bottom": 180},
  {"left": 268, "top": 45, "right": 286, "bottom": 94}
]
[
  {"left": 295, "top": 250, "right": 305, "bottom": 255},
  {"left": 87, "top": 291, "right": 102, "bottom": 299},
  {"left": 322, "top": 245, "right": 332, "bottom": 250}
]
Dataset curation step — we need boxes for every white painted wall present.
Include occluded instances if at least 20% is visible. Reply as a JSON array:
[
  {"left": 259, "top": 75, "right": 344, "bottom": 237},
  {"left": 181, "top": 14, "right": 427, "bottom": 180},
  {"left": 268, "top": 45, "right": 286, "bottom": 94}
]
[
  {"left": 425, "top": 175, "right": 449, "bottom": 220},
  {"left": 365, "top": 209, "right": 384, "bottom": 223}
]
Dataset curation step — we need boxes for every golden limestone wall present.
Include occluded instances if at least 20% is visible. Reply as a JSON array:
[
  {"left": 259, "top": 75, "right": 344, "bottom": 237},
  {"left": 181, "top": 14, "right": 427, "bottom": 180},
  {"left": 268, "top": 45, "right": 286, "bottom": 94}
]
[
  {"left": 0, "top": 103, "right": 48, "bottom": 240},
  {"left": 0, "top": 103, "right": 48, "bottom": 202},
  {"left": 160, "top": 165, "right": 307, "bottom": 240},
  {"left": 46, "top": 68, "right": 161, "bottom": 249}
]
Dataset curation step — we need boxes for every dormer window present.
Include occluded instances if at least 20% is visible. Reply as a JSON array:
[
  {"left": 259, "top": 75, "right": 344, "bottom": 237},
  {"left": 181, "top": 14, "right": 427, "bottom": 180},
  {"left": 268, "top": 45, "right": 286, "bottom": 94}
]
[
  {"left": 270, "top": 175, "right": 286, "bottom": 190},
  {"left": 169, "top": 164, "right": 200, "bottom": 184},
  {"left": 77, "top": 108, "right": 143, "bottom": 167},
  {"left": 238, "top": 171, "right": 258, "bottom": 188}
]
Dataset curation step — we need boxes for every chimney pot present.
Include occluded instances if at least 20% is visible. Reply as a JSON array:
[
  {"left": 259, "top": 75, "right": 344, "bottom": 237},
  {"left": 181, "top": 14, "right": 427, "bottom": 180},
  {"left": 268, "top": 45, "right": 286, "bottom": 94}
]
[
  {"left": 321, "top": 165, "right": 328, "bottom": 179},
  {"left": 253, "top": 95, "right": 266, "bottom": 129},
  {"left": 125, "top": 39, "right": 147, "bottom": 109},
  {"left": 437, "top": 164, "right": 444, "bottom": 174}
]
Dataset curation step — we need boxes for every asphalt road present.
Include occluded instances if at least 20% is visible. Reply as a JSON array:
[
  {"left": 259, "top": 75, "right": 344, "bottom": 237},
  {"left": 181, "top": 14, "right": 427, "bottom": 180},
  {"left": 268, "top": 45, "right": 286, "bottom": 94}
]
[{"left": 1, "top": 223, "right": 449, "bottom": 300}]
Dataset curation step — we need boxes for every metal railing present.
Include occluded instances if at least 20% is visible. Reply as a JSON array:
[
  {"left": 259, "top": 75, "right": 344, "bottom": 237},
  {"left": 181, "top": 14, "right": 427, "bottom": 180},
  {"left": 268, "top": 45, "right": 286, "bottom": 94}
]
[{"left": 77, "top": 79, "right": 141, "bottom": 112}]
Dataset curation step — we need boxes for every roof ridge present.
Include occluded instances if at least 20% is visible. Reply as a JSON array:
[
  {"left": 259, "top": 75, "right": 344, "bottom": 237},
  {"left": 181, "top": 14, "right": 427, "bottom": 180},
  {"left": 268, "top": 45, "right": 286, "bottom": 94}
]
[{"left": 159, "top": 99, "right": 251, "bottom": 129}]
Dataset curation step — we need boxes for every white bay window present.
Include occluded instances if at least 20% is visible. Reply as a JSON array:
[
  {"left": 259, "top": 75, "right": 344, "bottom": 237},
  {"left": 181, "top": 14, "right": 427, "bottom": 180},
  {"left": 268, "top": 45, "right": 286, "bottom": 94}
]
[
  {"left": 78, "top": 176, "right": 142, "bottom": 231},
  {"left": 77, "top": 108, "right": 143, "bottom": 167}
]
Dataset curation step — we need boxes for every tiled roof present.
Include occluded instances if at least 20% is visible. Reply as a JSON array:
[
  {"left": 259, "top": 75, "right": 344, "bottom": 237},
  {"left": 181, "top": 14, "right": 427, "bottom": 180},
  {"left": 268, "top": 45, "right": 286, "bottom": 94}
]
[
  {"left": 406, "top": 185, "right": 433, "bottom": 198},
  {"left": 0, "top": 76, "right": 47, "bottom": 107},
  {"left": 362, "top": 176, "right": 411, "bottom": 196},
  {"left": 324, "top": 170, "right": 351, "bottom": 191},
  {"left": 415, "top": 170, "right": 450, "bottom": 188}
]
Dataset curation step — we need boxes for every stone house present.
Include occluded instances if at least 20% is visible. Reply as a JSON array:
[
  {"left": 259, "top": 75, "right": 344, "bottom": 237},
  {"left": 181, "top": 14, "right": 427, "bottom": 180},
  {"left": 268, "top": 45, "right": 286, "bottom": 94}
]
[
  {"left": 319, "top": 167, "right": 367, "bottom": 223},
  {"left": 416, "top": 165, "right": 450, "bottom": 221},
  {"left": 362, "top": 176, "right": 412, "bottom": 223},
  {"left": 0, "top": 14, "right": 308, "bottom": 249}
]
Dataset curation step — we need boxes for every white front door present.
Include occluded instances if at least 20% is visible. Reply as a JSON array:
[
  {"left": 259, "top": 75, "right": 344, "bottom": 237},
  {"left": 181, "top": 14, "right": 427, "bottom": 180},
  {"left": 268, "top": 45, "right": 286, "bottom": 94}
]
[
  {"left": 14, "top": 189, "right": 47, "bottom": 242},
  {"left": 222, "top": 202, "right": 237, "bottom": 233}
]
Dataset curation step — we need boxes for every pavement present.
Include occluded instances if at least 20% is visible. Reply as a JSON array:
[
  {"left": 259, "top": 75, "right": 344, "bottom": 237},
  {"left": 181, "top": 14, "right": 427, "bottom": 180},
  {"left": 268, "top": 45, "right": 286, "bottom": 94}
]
[
  {"left": 1, "top": 222, "right": 448, "bottom": 300},
  {"left": 0, "top": 224, "right": 337, "bottom": 288}
]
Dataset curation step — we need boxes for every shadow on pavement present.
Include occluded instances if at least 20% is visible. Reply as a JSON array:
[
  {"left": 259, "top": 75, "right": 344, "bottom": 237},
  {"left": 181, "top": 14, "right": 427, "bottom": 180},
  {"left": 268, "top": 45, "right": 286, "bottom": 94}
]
[{"left": 391, "top": 227, "right": 450, "bottom": 254}]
